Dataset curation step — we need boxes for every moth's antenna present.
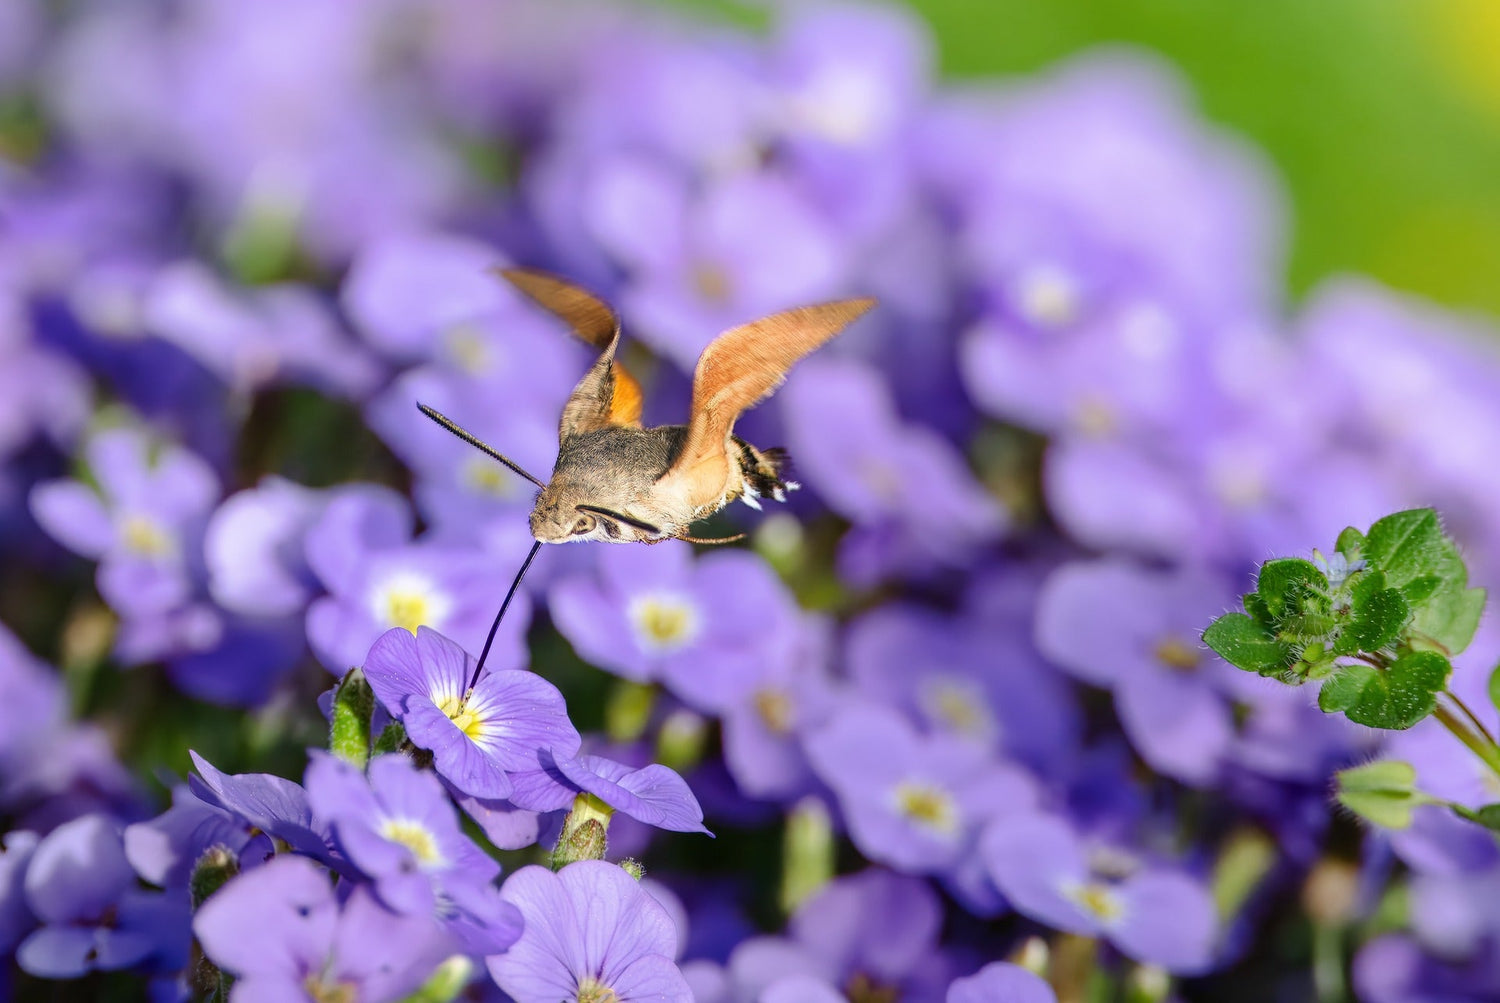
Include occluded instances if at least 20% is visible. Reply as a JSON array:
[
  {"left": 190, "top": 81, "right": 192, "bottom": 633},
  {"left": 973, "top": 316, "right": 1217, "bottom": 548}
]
[
  {"left": 576, "top": 504, "right": 661, "bottom": 535},
  {"left": 469, "top": 539, "right": 543, "bottom": 691},
  {"left": 417, "top": 403, "right": 547, "bottom": 489}
]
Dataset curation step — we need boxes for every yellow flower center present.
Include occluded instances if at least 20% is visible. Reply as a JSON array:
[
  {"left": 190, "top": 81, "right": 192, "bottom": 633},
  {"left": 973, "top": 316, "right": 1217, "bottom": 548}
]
[
  {"left": 1072, "top": 397, "right": 1117, "bottom": 437},
  {"left": 378, "top": 818, "right": 443, "bottom": 866},
  {"left": 1154, "top": 635, "right": 1202, "bottom": 672},
  {"left": 692, "top": 263, "right": 731, "bottom": 304},
  {"left": 1067, "top": 881, "right": 1124, "bottom": 923},
  {"left": 754, "top": 689, "right": 794, "bottom": 734},
  {"left": 923, "top": 679, "right": 993, "bottom": 738},
  {"left": 305, "top": 976, "right": 356, "bottom": 1003},
  {"left": 1014, "top": 265, "right": 1080, "bottom": 329},
  {"left": 463, "top": 457, "right": 516, "bottom": 499},
  {"left": 443, "top": 324, "right": 492, "bottom": 374},
  {"left": 437, "top": 694, "right": 487, "bottom": 741},
  {"left": 628, "top": 594, "right": 701, "bottom": 653},
  {"left": 893, "top": 781, "right": 959, "bottom": 835},
  {"left": 576, "top": 978, "right": 620, "bottom": 1003},
  {"left": 368, "top": 572, "right": 452, "bottom": 635},
  {"left": 120, "top": 514, "right": 174, "bottom": 557}
]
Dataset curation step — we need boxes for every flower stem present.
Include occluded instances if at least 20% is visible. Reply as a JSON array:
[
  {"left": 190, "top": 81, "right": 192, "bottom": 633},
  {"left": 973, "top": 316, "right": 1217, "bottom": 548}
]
[
  {"left": 1434, "top": 704, "right": 1500, "bottom": 782},
  {"left": 1444, "top": 689, "right": 1497, "bottom": 746}
]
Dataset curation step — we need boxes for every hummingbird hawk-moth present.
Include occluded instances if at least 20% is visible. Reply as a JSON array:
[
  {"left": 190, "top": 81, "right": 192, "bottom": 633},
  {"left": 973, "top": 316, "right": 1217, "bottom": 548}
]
[{"left": 419, "top": 267, "right": 874, "bottom": 680}]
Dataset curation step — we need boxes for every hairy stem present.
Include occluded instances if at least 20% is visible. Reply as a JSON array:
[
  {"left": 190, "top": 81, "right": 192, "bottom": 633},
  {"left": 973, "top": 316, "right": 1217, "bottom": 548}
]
[{"left": 1434, "top": 704, "right": 1500, "bottom": 782}]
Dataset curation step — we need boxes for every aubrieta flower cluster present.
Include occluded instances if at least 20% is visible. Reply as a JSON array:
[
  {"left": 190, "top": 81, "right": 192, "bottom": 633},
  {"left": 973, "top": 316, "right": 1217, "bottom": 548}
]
[{"left": 1, "top": 0, "right": 1497, "bottom": 1000}]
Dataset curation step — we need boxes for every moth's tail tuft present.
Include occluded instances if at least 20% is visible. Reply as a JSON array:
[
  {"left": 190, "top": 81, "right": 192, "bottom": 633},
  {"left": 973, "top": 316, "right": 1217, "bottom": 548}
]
[{"left": 735, "top": 441, "right": 798, "bottom": 508}]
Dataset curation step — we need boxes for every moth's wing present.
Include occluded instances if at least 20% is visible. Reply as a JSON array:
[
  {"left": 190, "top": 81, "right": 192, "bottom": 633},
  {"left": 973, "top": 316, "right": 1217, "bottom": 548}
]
[
  {"left": 498, "top": 268, "right": 643, "bottom": 435},
  {"left": 656, "top": 298, "right": 875, "bottom": 513}
]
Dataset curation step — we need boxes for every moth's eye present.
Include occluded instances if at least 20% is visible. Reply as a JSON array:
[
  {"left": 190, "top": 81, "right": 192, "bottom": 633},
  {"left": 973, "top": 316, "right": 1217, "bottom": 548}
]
[{"left": 572, "top": 514, "right": 596, "bottom": 535}]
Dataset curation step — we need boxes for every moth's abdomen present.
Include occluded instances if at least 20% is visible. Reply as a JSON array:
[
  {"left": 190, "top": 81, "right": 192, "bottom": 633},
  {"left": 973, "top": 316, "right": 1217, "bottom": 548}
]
[{"left": 733, "top": 438, "right": 798, "bottom": 510}]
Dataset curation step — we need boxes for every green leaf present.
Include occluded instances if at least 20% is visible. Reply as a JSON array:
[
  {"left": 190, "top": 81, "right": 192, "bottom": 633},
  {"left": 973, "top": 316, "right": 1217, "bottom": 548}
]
[
  {"left": 1452, "top": 803, "right": 1500, "bottom": 832},
  {"left": 1363, "top": 509, "right": 1451, "bottom": 588},
  {"left": 1335, "top": 760, "right": 1423, "bottom": 829},
  {"left": 330, "top": 668, "right": 374, "bottom": 769},
  {"left": 1243, "top": 592, "right": 1274, "bottom": 628},
  {"left": 1335, "top": 526, "right": 1365, "bottom": 559},
  {"left": 1319, "top": 651, "right": 1451, "bottom": 730},
  {"left": 1203, "top": 613, "right": 1289, "bottom": 676},
  {"left": 1345, "top": 587, "right": 1410, "bottom": 652},
  {"left": 1490, "top": 662, "right": 1500, "bottom": 717},
  {"left": 1412, "top": 584, "right": 1486, "bottom": 656},
  {"left": 1399, "top": 575, "right": 1441, "bottom": 605},
  {"left": 1256, "top": 558, "right": 1329, "bottom": 619},
  {"left": 372, "top": 721, "right": 406, "bottom": 757}
]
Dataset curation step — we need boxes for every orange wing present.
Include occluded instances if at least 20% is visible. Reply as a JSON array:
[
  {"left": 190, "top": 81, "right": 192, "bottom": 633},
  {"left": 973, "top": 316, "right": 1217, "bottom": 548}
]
[
  {"left": 498, "top": 268, "right": 644, "bottom": 435},
  {"left": 657, "top": 297, "right": 875, "bottom": 514}
]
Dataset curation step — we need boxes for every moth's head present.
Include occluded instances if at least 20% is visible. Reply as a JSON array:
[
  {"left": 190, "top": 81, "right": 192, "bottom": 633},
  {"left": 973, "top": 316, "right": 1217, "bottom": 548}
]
[{"left": 529, "top": 478, "right": 660, "bottom": 544}]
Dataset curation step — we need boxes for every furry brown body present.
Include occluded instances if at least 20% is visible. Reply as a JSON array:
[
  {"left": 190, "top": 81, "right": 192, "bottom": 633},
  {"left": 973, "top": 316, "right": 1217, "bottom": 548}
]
[
  {"left": 427, "top": 268, "right": 872, "bottom": 547},
  {"left": 531, "top": 425, "right": 791, "bottom": 543}
]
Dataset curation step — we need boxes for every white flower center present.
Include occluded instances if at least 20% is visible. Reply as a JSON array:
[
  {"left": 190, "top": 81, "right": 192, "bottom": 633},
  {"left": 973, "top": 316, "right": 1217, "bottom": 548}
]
[
  {"left": 1013, "top": 265, "right": 1081, "bottom": 329},
  {"left": 378, "top": 818, "right": 444, "bottom": 867},
  {"left": 369, "top": 571, "right": 453, "bottom": 635},
  {"left": 891, "top": 780, "right": 959, "bottom": 836},
  {"left": 118, "top": 513, "right": 176, "bottom": 558},
  {"left": 462, "top": 456, "right": 517, "bottom": 499},
  {"left": 627, "top": 592, "right": 702, "bottom": 653}
]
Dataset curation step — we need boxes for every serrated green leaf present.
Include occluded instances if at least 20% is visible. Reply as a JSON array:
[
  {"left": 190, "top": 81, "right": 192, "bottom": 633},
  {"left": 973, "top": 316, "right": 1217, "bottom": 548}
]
[
  {"left": 1363, "top": 509, "right": 1448, "bottom": 585},
  {"left": 1346, "top": 588, "right": 1410, "bottom": 652},
  {"left": 1320, "top": 651, "right": 1450, "bottom": 730},
  {"left": 1335, "top": 526, "right": 1365, "bottom": 559},
  {"left": 1243, "top": 592, "right": 1274, "bottom": 628},
  {"left": 1335, "top": 760, "right": 1422, "bottom": 829},
  {"left": 1452, "top": 803, "right": 1500, "bottom": 832},
  {"left": 1203, "top": 613, "right": 1289, "bottom": 675},
  {"left": 1256, "top": 558, "right": 1329, "bottom": 619}
]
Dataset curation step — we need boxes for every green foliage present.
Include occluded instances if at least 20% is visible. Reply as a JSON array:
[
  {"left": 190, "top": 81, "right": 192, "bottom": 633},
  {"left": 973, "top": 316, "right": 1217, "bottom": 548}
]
[
  {"left": 1318, "top": 651, "right": 1449, "bottom": 730},
  {"left": 1452, "top": 803, "right": 1500, "bottom": 832},
  {"left": 330, "top": 668, "right": 375, "bottom": 769},
  {"left": 1204, "top": 508, "right": 1473, "bottom": 732},
  {"left": 1335, "top": 760, "right": 1428, "bottom": 829}
]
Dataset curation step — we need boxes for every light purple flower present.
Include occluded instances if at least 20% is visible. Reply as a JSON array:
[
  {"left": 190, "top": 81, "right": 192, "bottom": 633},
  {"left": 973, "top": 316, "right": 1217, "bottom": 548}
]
[
  {"left": 305, "top": 753, "right": 505, "bottom": 921},
  {"left": 0, "top": 831, "right": 38, "bottom": 957},
  {"left": 188, "top": 752, "right": 338, "bottom": 869},
  {"left": 947, "top": 962, "right": 1057, "bottom": 1003},
  {"left": 805, "top": 703, "right": 1038, "bottom": 874},
  {"left": 549, "top": 545, "right": 802, "bottom": 705},
  {"left": 204, "top": 476, "right": 325, "bottom": 618},
  {"left": 362, "top": 626, "right": 580, "bottom": 800},
  {"left": 780, "top": 356, "right": 1005, "bottom": 581},
  {"left": 504, "top": 750, "right": 709, "bottom": 835},
  {"left": 1035, "top": 559, "right": 1259, "bottom": 785},
  {"left": 846, "top": 600, "right": 1079, "bottom": 775},
  {"left": 124, "top": 787, "right": 254, "bottom": 894},
  {"left": 983, "top": 811, "right": 1218, "bottom": 974},
  {"left": 17, "top": 814, "right": 189, "bottom": 979},
  {"left": 489, "top": 860, "right": 691, "bottom": 1003},
  {"left": 31, "top": 426, "right": 217, "bottom": 619},
  {"left": 195, "top": 854, "right": 452, "bottom": 1003},
  {"left": 305, "top": 486, "right": 532, "bottom": 674}
]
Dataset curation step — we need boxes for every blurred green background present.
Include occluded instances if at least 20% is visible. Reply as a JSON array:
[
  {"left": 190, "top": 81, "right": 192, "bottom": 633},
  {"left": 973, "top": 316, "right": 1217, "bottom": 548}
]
[{"left": 668, "top": 0, "right": 1500, "bottom": 321}]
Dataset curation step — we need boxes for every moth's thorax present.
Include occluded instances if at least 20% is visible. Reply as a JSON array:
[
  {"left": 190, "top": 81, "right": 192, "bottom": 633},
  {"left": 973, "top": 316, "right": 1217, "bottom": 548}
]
[{"left": 528, "top": 425, "right": 692, "bottom": 543}]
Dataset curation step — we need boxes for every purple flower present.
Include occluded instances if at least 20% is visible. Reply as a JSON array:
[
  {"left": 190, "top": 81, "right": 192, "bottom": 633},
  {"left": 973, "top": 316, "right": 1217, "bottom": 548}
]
[
  {"left": 143, "top": 259, "right": 379, "bottom": 397},
  {"left": 846, "top": 601, "right": 1079, "bottom": 775},
  {"left": 124, "top": 788, "right": 254, "bottom": 894},
  {"left": 549, "top": 545, "right": 802, "bottom": 705},
  {"left": 805, "top": 703, "right": 1038, "bottom": 874},
  {"left": 30, "top": 426, "right": 217, "bottom": 619},
  {"left": 983, "top": 811, "right": 1218, "bottom": 973},
  {"left": 947, "top": 962, "right": 1057, "bottom": 1003},
  {"left": 362, "top": 626, "right": 581, "bottom": 800},
  {"left": 305, "top": 752, "right": 500, "bottom": 916},
  {"left": 17, "top": 814, "right": 189, "bottom": 979},
  {"left": 203, "top": 476, "right": 325, "bottom": 618},
  {"left": 305, "top": 485, "right": 532, "bottom": 674},
  {"left": 0, "top": 831, "right": 39, "bottom": 957},
  {"left": 1035, "top": 559, "right": 1258, "bottom": 785},
  {"left": 188, "top": 751, "right": 338, "bottom": 868},
  {"left": 780, "top": 356, "right": 1005, "bottom": 581},
  {"left": 195, "top": 854, "right": 453, "bottom": 1003},
  {"left": 1353, "top": 933, "right": 1500, "bottom": 1003},
  {"left": 504, "top": 749, "right": 709, "bottom": 835},
  {"left": 489, "top": 860, "right": 692, "bottom": 1003}
]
